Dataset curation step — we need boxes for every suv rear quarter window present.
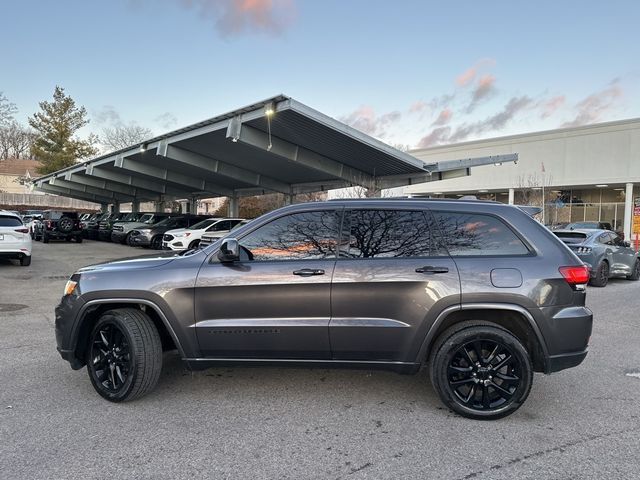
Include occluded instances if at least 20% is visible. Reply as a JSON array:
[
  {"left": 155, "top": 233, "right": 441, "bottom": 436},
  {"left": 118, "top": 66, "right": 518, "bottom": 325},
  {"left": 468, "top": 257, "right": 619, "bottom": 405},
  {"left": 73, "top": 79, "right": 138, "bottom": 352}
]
[{"left": 433, "top": 211, "right": 529, "bottom": 256}]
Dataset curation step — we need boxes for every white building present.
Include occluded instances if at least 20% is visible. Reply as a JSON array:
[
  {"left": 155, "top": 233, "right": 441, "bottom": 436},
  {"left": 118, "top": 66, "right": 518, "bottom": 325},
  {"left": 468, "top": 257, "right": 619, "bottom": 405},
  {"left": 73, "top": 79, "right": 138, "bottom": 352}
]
[{"left": 404, "top": 118, "right": 640, "bottom": 241}]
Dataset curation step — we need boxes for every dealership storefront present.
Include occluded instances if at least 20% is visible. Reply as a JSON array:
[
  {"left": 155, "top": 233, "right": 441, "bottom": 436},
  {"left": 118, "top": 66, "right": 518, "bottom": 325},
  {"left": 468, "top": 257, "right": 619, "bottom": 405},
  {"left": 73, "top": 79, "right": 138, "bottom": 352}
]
[{"left": 404, "top": 118, "right": 640, "bottom": 240}]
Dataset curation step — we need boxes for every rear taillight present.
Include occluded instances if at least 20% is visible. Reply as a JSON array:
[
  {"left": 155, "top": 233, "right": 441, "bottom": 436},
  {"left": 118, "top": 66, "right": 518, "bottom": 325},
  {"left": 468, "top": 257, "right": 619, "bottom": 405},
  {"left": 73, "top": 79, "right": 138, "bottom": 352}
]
[
  {"left": 559, "top": 265, "right": 590, "bottom": 290},
  {"left": 15, "top": 228, "right": 29, "bottom": 234}
]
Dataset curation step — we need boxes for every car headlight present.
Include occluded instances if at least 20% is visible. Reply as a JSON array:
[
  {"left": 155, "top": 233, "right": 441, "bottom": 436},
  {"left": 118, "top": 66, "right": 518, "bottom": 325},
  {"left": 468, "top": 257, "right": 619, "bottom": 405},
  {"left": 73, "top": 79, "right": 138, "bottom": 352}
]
[
  {"left": 64, "top": 279, "right": 78, "bottom": 296},
  {"left": 173, "top": 233, "right": 185, "bottom": 237}
]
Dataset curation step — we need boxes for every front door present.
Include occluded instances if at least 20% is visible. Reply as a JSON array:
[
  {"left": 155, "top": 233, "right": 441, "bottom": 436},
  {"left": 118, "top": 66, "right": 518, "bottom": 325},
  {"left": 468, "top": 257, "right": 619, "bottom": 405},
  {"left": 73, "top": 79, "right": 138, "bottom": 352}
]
[
  {"left": 194, "top": 209, "right": 342, "bottom": 359},
  {"left": 330, "top": 208, "right": 461, "bottom": 362}
]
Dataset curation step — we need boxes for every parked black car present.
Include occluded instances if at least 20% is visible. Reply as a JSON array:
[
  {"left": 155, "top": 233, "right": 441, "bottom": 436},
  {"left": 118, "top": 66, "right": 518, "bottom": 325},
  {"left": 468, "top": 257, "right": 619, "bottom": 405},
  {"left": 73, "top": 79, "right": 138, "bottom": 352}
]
[
  {"left": 34, "top": 210, "right": 82, "bottom": 243},
  {"left": 82, "top": 212, "right": 109, "bottom": 240},
  {"left": 129, "top": 215, "right": 211, "bottom": 249}
]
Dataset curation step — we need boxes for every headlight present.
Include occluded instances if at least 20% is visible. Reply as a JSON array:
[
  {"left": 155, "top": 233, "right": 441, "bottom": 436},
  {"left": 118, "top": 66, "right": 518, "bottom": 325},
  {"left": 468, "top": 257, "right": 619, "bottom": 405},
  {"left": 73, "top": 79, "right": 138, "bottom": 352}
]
[
  {"left": 64, "top": 280, "right": 78, "bottom": 296},
  {"left": 174, "top": 233, "right": 185, "bottom": 237}
]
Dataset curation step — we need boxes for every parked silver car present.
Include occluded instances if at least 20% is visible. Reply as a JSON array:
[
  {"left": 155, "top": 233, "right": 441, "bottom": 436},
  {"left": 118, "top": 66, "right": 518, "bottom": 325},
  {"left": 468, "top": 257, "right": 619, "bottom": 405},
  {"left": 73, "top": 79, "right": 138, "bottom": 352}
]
[{"left": 553, "top": 229, "right": 640, "bottom": 286}]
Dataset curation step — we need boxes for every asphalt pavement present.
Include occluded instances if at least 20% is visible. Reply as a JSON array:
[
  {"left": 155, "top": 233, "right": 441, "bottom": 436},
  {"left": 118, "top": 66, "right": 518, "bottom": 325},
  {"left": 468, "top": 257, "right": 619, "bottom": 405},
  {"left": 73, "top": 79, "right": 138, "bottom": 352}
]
[{"left": 1, "top": 240, "right": 639, "bottom": 479}]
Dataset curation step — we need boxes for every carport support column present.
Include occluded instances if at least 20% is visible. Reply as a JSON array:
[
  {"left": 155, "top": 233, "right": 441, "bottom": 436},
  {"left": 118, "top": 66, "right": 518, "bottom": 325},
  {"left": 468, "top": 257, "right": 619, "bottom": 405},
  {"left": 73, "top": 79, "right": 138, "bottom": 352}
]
[
  {"left": 155, "top": 200, "right": 166, "bottom": 213},
  {"left": 624, "top": 182, "right": 634, "bottom": 242},
  {"left": 100, "top": 203, "right": 108, "bottom": 213},
  {"left": 132, "top": 200, "right": 140, "bottom": 213},
  {"left": 189, "top": 198, "right": 198, "bottom": 215},
  {"left": 111, "top": 202, "right": 120, "bottom": 214},
  {"left": 228, "top": 195, "right": 239, "bottom": 217},
  {"left": 284, "top": 194, "right": 293, "bottom": 206},
  {"left": 508, "top": 188, "right": 515, "bottom": 205}
]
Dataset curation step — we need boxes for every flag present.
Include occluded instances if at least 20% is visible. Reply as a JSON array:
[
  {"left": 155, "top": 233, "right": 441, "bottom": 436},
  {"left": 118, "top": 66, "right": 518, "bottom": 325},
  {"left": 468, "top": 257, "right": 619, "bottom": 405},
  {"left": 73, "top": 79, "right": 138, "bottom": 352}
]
[{"left": 541, "top": 162, "right": 546, "bottom": 173}]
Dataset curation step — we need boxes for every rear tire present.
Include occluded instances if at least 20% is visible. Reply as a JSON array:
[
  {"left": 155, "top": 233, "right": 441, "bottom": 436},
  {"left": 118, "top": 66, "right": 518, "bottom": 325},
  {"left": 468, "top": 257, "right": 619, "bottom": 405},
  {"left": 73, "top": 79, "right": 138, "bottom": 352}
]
[
  {"left": 429, "top": 321, "right": 533, "bottom": 420},
  {"left": 20, "top": 255, "right": 31, "bottom": 266},
  {"left": 627, "top": 260, "right": 640, "bottom": 281},
  {"left": 86, "top": 308, "right": 162, "bottom": 402},
  {"left": 589, "top": 260, "right": 609, "bottom": 287}
]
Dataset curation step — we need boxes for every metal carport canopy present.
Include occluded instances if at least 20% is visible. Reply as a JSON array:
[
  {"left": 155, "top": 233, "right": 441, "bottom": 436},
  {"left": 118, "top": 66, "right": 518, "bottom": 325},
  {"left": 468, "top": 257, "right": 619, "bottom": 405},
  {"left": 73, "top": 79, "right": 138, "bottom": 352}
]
[{"left": 34, "top": 94, "right": 517, "bottom": 205}]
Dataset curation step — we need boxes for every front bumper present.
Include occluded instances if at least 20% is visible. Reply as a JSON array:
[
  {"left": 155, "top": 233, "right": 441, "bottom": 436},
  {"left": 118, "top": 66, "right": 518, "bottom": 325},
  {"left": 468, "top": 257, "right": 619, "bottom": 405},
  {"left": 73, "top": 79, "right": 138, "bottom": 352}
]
[
  {"left": 130, "top": 233, "right": 152, "bottom": 246},
  {"left": 110, "top": 231, "right": 127, "bottom": 242},
  {"left": 55, "top": 293, "right": 87, "bottom": 370}
]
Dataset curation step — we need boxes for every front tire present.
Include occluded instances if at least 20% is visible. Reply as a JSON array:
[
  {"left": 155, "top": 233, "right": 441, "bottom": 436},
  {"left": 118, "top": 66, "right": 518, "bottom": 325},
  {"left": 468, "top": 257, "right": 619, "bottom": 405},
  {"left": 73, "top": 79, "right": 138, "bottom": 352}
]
[
  {"left": 589, "top": 260, "right": 609, "bottom": 287},
  {"left": 86, "top": 308, "right": 162, "bottom": 402},
  {"left": 429, "top": 321, "right": 533, "bottom": 420},
  {"left": 627, "top": 260, "right": 640, "bottom": 281},
  {"left": 150, "top": 235, "right": 162, "bottom": 250}
]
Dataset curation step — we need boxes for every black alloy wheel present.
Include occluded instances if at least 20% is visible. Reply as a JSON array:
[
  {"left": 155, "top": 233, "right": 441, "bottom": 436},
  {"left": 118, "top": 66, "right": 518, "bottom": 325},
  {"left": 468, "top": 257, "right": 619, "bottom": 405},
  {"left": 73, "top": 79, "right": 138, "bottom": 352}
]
[
  {"left": 446, "top": 340, "right": 521, "bottom": 411},
  {"left": 88, "top": 322, "right": 132, "bottom": 395},
  {"left": 430, "top": 322, "right": 533, "bottom": 420},
  {"left": 86, "top": 309, "right": 162, "bottom": 402}
]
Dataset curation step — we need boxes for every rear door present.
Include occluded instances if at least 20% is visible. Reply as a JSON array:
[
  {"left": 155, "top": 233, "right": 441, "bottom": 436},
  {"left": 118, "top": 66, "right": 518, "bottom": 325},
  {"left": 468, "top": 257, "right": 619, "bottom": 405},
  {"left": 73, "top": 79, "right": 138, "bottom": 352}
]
[{"left": 330, "top": 208, "right": 460, "bottom": 362}]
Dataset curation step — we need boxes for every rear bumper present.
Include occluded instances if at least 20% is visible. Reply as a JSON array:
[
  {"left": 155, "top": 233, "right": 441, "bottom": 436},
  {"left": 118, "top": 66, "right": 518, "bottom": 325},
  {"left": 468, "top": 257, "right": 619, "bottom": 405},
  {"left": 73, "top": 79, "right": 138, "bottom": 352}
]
[
  {"left": 542, "top": 305, "right": 593, "bottom": 373},
  {"left": 546, "top": 350, "right": 588, "bottom": 373}
]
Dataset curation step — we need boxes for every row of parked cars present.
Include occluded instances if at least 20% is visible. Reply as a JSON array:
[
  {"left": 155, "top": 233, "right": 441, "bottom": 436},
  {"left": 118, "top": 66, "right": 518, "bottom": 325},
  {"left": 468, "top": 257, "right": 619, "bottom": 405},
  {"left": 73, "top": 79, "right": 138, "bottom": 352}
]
[{"left": 28, "top": 210, "right": 247, "bottom": 251}]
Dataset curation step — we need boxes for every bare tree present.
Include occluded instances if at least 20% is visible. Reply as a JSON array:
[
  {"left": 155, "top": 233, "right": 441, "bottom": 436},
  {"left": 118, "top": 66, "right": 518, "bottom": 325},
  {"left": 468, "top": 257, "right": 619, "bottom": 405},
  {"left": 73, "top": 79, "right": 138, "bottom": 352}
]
[
  {"left": 0, "top": 121, "right": 36, "bottom": 160},
  {"left": 0, "top": 92, "right": 17, "bottom": 126},
  {"left": 100, "top": 123, "right": 153, "bottom": 152}
]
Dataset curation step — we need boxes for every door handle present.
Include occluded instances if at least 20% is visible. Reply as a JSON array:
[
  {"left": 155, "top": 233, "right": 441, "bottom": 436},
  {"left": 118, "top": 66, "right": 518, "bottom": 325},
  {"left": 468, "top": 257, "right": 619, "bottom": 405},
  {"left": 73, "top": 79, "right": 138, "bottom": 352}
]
[
  {"left": 415, "top": 266, "right": 449, "bottom": 274},
  {"left": 293, "top": 268, "right": 325, "bottom": 276}
]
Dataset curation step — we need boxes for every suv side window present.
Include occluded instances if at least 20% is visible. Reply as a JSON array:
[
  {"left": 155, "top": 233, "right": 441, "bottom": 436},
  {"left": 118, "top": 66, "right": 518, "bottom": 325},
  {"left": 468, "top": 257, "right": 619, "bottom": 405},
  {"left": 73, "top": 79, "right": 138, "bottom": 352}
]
[
  {"left": 433, "top": 211, "right": 529, "bottom": 256},
  {"left": 239, "top": 210, "right": 340, "bottom": 261},
  {"left": 342, "top": 209, "right": 442, "bottom": 259}
]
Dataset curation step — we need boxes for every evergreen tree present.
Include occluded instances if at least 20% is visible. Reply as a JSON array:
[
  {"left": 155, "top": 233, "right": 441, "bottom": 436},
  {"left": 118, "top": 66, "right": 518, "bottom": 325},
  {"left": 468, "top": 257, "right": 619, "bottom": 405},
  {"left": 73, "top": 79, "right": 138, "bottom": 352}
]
[{"left": 29, "top": 86, "right": 97, "bottom": 174}]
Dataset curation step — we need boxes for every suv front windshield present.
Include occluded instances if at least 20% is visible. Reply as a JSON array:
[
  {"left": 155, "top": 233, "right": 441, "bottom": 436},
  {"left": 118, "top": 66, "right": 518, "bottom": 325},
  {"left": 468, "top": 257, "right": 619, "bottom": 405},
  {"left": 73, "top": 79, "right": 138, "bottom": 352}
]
[{"left": 139, "top": 214, "right": 154, "bottom": 223}]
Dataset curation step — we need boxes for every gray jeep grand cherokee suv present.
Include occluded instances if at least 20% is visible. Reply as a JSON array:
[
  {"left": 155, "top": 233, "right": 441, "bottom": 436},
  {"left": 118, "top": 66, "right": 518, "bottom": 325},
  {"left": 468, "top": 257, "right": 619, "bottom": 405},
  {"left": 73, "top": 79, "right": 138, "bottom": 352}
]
[{"left": 55, "top": 199, "right": 592, "bottom": 419}]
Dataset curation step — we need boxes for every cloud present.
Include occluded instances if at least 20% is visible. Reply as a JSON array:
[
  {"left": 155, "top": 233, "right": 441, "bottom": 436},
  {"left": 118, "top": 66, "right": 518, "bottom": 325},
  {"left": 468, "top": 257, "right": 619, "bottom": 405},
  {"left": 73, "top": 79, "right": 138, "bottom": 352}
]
[
  {"left": 455, "top": 58, "right": 496, "bottom": 87},
  {"left": 417, "top": 96, "right": 533, "bottom": 147},
  {"left": 431, "top": 108, "right": 453, "bottom": 126},
  {"left": 341, "top": 106, "right": 401, "bottom": 139},
  {"left": 155, "top": 112, "right": 178, "bottom": 130},
  {"left": 178, "top": 0, "right": 296, "bottom": 37},
  {"left": 409, "top": 101, "right": 428, "bottom": 114},
  {"left": 93, "top": 105, "right": 122, "bottom": 125},
  {"left": 417, "top": 126, "right": 452, "bottom": 148},
  {"left": 562, "top": 80, "right": 622, "bottom": 127},
  {"left": 539, "top": 95, "right": 565, "bottom": 119},
  {"left": 466, "top": 74, "right": 497, "bottom": 113}
]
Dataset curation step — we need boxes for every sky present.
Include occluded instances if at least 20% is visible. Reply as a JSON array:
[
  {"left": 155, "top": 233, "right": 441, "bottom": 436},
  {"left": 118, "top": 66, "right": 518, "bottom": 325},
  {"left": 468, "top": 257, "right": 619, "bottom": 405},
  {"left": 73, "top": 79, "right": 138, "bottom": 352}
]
[{"left": 1, "top": 0, "right": 639, "bottom": 150}]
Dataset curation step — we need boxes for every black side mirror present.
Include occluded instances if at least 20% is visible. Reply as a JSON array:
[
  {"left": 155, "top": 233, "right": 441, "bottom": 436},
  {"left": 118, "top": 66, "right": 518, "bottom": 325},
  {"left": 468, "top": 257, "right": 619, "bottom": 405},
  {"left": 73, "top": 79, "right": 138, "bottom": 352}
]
[
  {"left": 624, "top": 241, "right": 631, "bottom": 248},
  {"left": 218, "top": 238, "right": 240, "bottom": 263}
]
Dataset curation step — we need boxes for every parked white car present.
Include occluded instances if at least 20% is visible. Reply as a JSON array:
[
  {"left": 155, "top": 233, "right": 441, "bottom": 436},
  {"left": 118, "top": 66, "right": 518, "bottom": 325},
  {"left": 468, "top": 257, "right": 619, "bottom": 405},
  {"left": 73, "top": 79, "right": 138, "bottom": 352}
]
[
  {"left": 162, "top": 218, "right": 244, "bottom": 251},
  {"left": 199, "top": 219, "right": 251, "bottom": 248},
  {"left": 0, "top": 210, "right": 32, "bottom": 266}
]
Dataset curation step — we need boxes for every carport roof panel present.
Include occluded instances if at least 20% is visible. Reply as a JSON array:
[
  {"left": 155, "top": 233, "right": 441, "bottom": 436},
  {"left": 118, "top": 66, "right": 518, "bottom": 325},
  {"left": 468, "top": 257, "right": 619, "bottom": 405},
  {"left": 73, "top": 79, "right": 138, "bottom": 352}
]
[{"left": 34, "top": 95, "right": 431, "bottom": 202}]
